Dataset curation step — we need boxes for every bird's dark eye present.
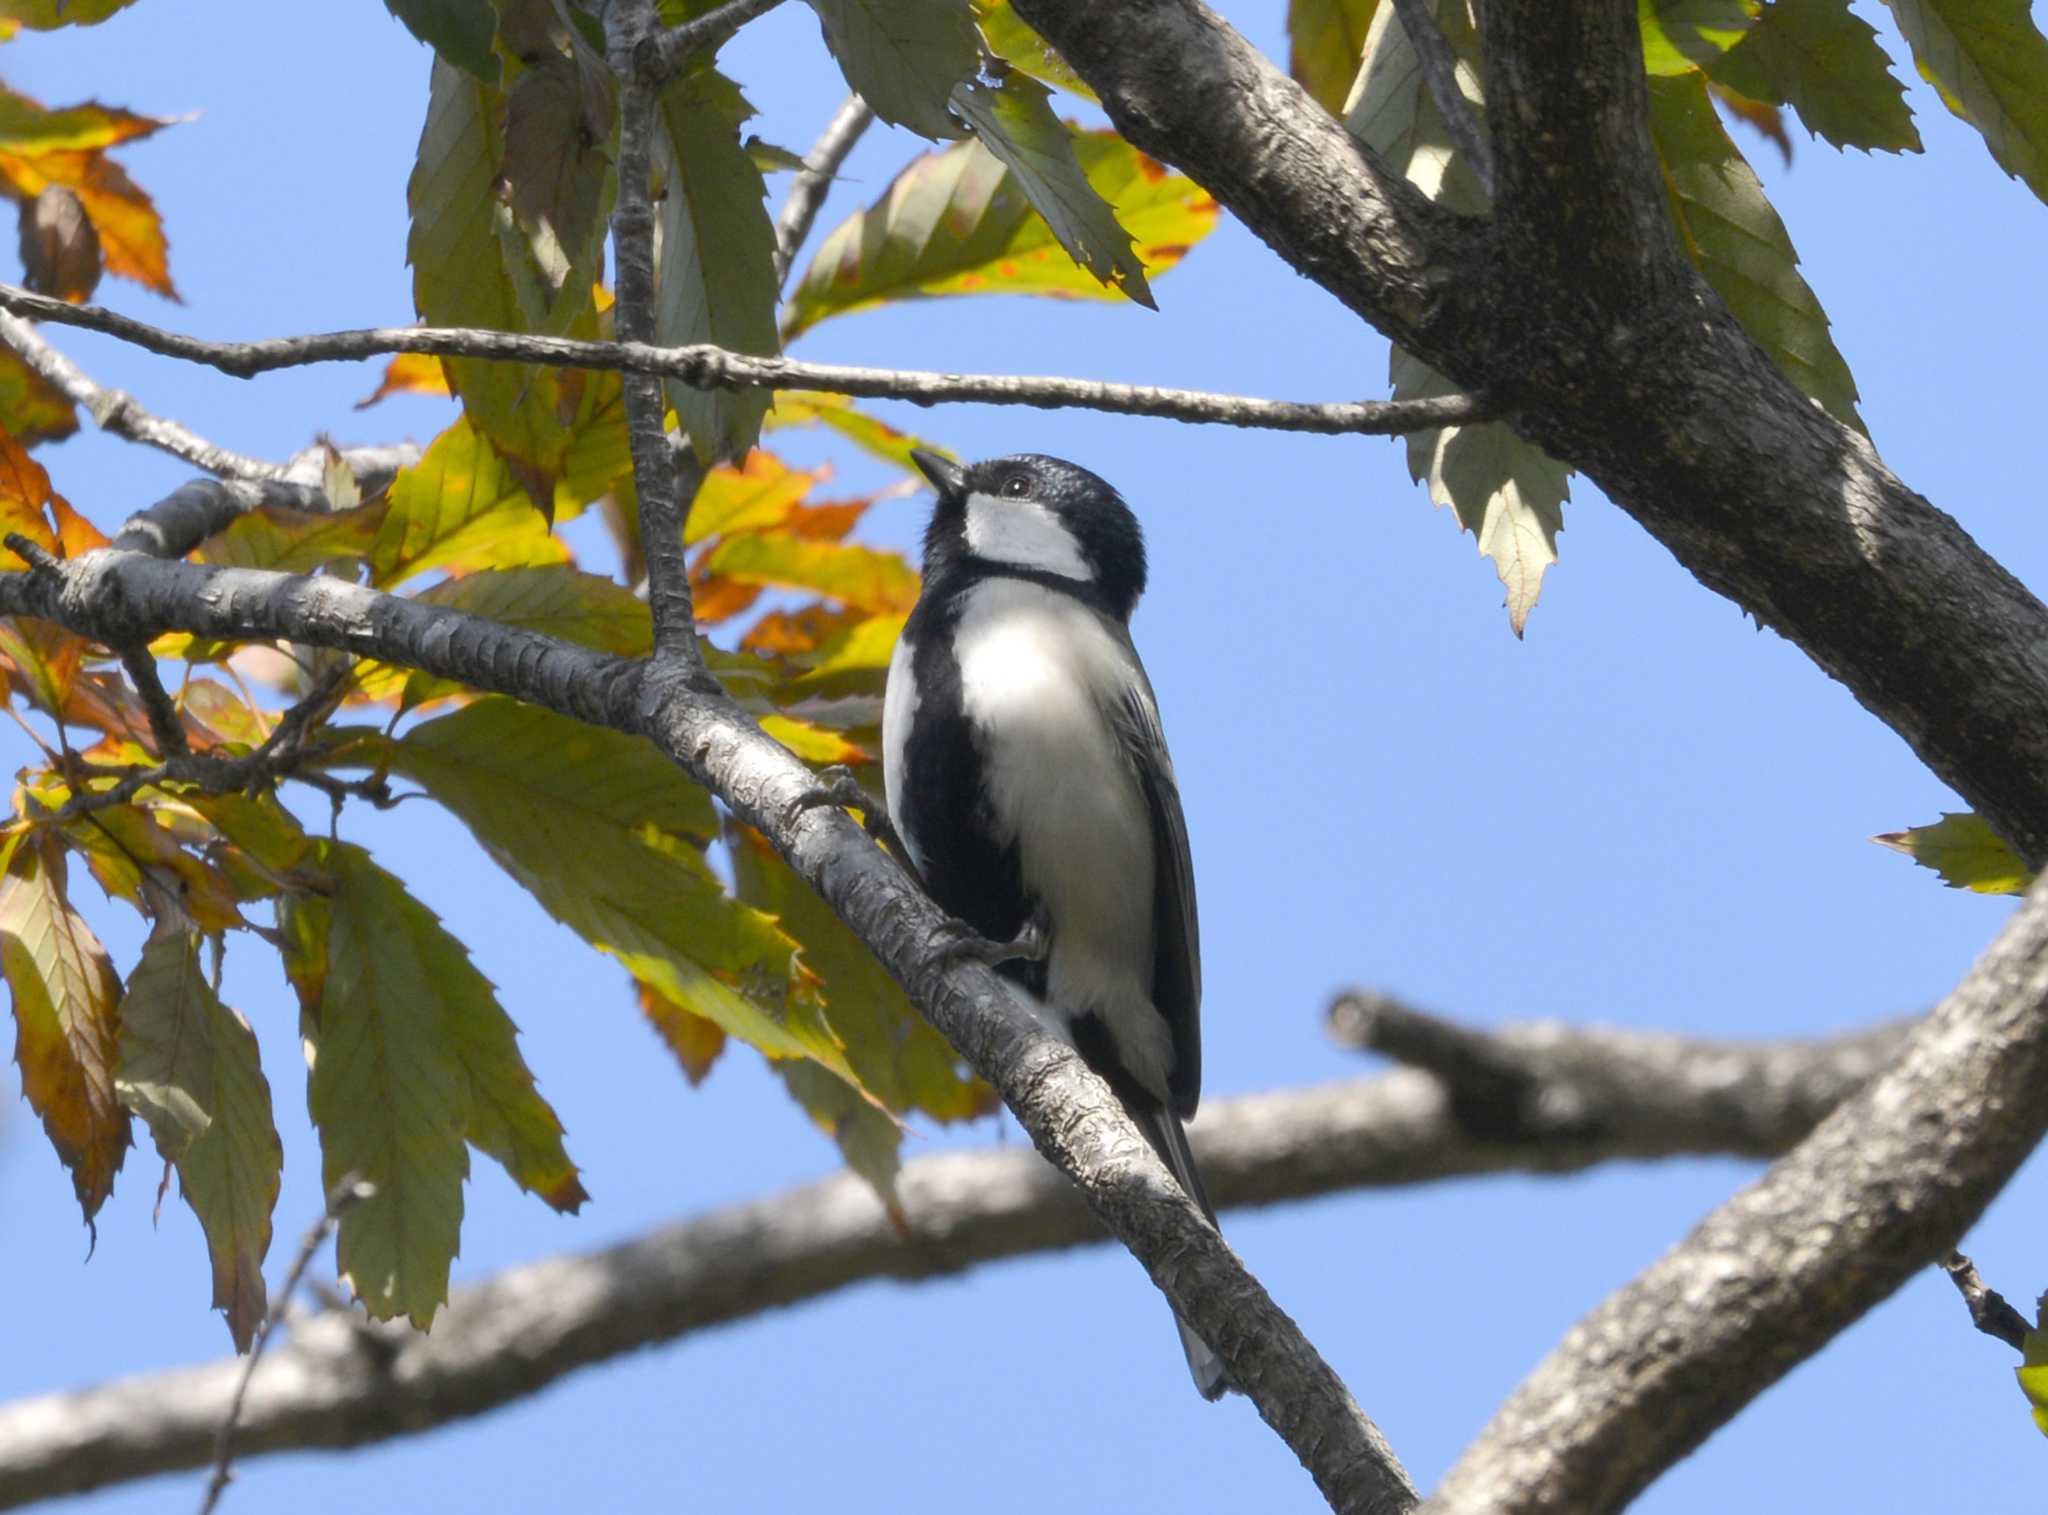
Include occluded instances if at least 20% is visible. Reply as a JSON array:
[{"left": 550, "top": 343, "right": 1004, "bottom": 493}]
[{"left": 1001, "top": 474, "right": 1030, "bottom": 498}]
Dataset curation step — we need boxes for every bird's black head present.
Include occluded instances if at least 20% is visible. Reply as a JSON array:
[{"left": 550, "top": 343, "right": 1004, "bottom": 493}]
[{"left": 910, "top": 449, "right": 1148, "bottom": 619}]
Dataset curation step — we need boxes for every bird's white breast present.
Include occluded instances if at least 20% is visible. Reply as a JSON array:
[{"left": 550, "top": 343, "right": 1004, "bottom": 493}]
[{"left": 952, "top": 577, "right": 1172, "bottom": 1096}]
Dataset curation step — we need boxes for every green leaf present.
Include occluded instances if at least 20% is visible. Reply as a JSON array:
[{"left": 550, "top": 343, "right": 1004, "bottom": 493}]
[
  {"left": 355, "top": 566, "right": 651, "bottom": 707},
  {"left": 730, "top": 825, "right": 991, "bottom": 1126},
  {"left": 0, "top": 831, "right": 129, "bottom": 1225},
  {"left": 785, "top": 130, "right": 1213, "bottom": 337},
  {"left": 383, "top": 0, "right": 501, "bottom": 80},
  {"left": 115, "top": 931, "right": 281, "bottom": 1352},
  {"left": 1390, "top": 347, "right": 1569, "bottom": 637},
  {"left": 1873, "top": 811, "right": 2034, "bottom": 894},
  {"left": 194, "top": 499, "right": 388, "bottom": 578},
  {"left": 747, "top": 137, "right": 811, "bottom": 174},
  {"left": 407, "top": 58, "right": 575, "bottom": 474},
  {"left": 781, "top": 1058, "right": 909, "bottom": 1206},
  {"left": 701, "top": 532, "right": 923, "bottom": 613},
  {"left": 804, "top": 0, "right": 979, "bottom": 138},
  {"left": 0, "top": 0, "right": 141, "bottom": 26},
  {"left": 1288, "top": 0, "right": 1380, "bottom": 114},
  {"left": 1639, "top": 0, "right": 1758, "bottom": 75},
  {"left": 372, "top": 414, "right": 571, "bottom": 587},
  {"left": 947, "top": 74, "right": 1155, "bottom": 309},
  {"left": 1352, "top": 0, "right": 1570, "bottom": 633},
  {"left": 652, "top": 68, "right": 782, "bottom": 463},
  {"left": 2019, "top": 1307, "right": 2048, "bottom": 1437},
  {"left": 1346, "top": 0, "right": 1489, "bottom": 214},
  {"left": 732, "top": 823, "right": 992, "bottom": 1208},
  {"left": 289, "top": 840, "right": 584, "bottom": 1326},
  {"left": 1884, "top": 0, "right": 2048, "bottom": 200},
  {"left": 972, "top": 0, "right": 1099, "bottom": 102},
  {"left": 416, "top": 566, "right": 653, "bottom": 654},
  {"left": 1647, "top": 69, "right": 1864, "bottom": 429},
  {"left": 495, "top": 7, "right": 617, "bottom": 331},
  {"left": 1707, "top": 0, "right": 1921, "bottom": 152},
  {"left": 363, "top": 698, "right": 865, "bottom": 1088},
  {"left": 0, "top": 345, "right": 79, "bottom": 447}
]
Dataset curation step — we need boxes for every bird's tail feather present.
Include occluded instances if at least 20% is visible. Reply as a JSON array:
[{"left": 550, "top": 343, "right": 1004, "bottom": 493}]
[{"left": 1134, "top": 1103, "right": 1233, "bottom": 1401}]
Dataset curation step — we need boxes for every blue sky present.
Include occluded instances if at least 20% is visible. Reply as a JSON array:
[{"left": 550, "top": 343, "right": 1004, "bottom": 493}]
[{"left": 3, "top": 2, "right": 2045, "bottom": 1511}]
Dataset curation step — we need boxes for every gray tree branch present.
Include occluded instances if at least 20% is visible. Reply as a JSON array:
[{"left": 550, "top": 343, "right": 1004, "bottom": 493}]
[
  {"left": 1425, "top": 876, "right": 2048, "bottom": 1515},
  {"left": 0, "top": 1011, "right": 1903, "bottom": 1508},
  {"left": 0, "top": 523, "right": 1403, "bottom": 1502},
  {"left": 1942, "top": 1253, "right": 2032, "bottom": 1353},
  {"left": 0, "top": 309, "right": 281, "bottom": 481},
  {"left": 772, "top": 94, "right": 873, "bottom": 289},
  {"left": 109, "top": 444, "right": 419, "bottom": 561},
  {"left": 0, "top": 284, "right": 1488, "bottom": 438},
  {"left": 606, "top": 0, "right": 702, "bottom": 657},
  {"left": 1008, "top": 0, "right": 2048, "bottom": 871}
]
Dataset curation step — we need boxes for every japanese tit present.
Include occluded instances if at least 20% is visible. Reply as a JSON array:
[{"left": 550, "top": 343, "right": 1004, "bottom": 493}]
[{"left": 883, "top": 447, "right": 1228, "bottom": 1400}]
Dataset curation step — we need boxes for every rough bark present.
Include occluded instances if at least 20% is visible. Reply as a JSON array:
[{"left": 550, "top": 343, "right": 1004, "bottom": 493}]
[
  {"left": 1008, "top": 0, "right": 2048, "bottom": 865},
  {"left": 0, "top": 1015, "right": 1900, "bottom": 1508},
  {"left": 1426, "top": 877, "right": 2048, "bottom": 1515}
]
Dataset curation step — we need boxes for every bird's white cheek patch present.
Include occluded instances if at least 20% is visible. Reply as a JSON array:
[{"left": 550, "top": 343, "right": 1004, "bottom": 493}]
[{"left": 963, "top": 492, "right": 1092, "bottom": 580}]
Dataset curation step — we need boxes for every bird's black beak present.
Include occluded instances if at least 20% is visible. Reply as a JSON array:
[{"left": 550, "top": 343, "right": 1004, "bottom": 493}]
[{"left": 910, "top": 448, "right": 968, "bottom": 504}]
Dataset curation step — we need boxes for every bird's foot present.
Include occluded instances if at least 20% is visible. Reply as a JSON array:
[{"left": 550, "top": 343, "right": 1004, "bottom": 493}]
[
  {"left": 930, "top": 906, "right": 1051, "bottom": 969},
  {"left": 794, "top": 765, "right": 906, "bottom": 857}
]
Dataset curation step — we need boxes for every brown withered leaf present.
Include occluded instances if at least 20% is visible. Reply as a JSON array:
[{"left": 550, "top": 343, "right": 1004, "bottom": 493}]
[
  {"left": 0, "top": 146, "right": 177, "bottom": 298},
  {"left": 17, "top": 184, "right": 101, "bottom": 301}
]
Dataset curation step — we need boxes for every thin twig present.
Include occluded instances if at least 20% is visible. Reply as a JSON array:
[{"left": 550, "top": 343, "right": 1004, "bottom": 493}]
[
  {"left": 1943, "top": 1252, "right": 2032, "bottom": 1353},
  {"left": 637, "top": 0, "right": 788, "bottom": 82},
  {"left": 1388, "top": 0, "right": 1495, "bottom": 199},
  {"left": 119, "top": 645, "right": 190, "bottom": 758},
  {"left": 773, "top": 95, "right": 873, "bottom": 288},
  {"left": 0, "top": 308, "right": 282, "bottom": 480},
  {"left": 607, "top": 0, "right": 703, "bottom": 660},
  {"left": 195, "top": 1177, "right": 371, "bottom": 1515},
  {"left": 49, "top": 664, "right": 353, "bottom": 823},
  {"left": 0, "top": 282, "right": 1492, "bottom": 437}
]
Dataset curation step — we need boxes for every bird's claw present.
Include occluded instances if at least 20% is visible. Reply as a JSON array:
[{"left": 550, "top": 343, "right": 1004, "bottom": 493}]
[
  {"left": 795, "top": 765, "right": 906, "bottom": 857},
  {"left": 931, "top": 906, "right": 1052, "bottom": 968}
]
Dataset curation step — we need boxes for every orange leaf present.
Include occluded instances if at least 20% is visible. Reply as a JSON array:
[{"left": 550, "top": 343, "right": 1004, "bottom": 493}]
[
  {"left": 0, "top": 420, "right": 57, "bottom": 559},
  {"left": 1709, "top": 81, "right": 1792, "bottom": 166},
  {"left": 0, "top": 615, "right": 84, "bottom": 715},
  {"left": 785, "top": 497, "right": 873, "bottom": 542},
  {"left": 742, "top": 602, "right": 868, "bottom": 657},
  {"left": 48, "top": 493, "right": 107, "bottom": 555},
  {"left": 0, "top": 146, "right": 176, "bottom": 298},
  {"left": 690, "top": 575, "right": 763, "bottom": 625},
  {"left": 354, "top": 352, "right": 454, "bottom": 410},
  {"left": 637, "top": 982, "right": 727, "bottom": 1085}
]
